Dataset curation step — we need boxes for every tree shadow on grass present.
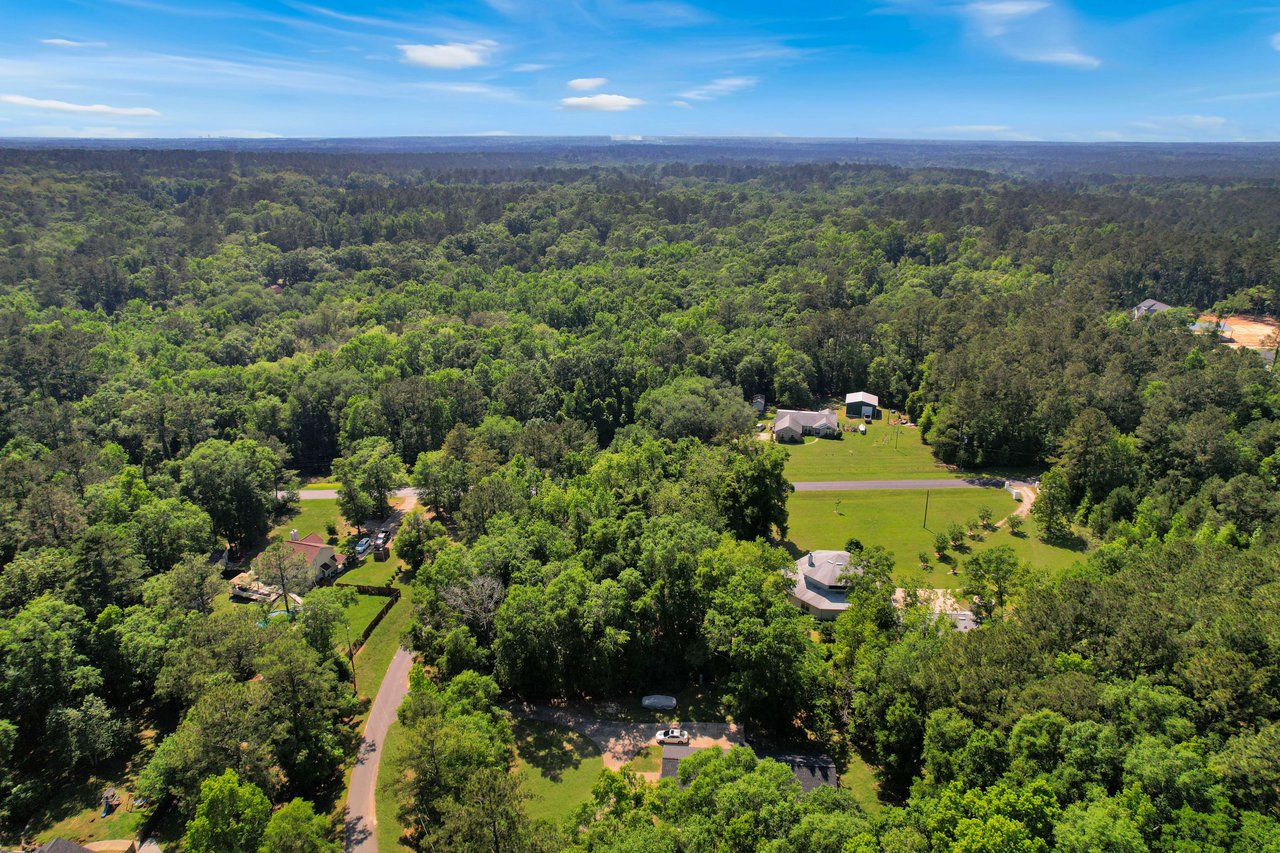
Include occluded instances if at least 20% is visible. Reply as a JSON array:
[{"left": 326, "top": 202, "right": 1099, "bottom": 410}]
[
  {"left": 1039, "top": 531, "right": 1090, "bottom": 552},
  {"left": 513, "top": 721, "right": 594, "bottom": 783}
]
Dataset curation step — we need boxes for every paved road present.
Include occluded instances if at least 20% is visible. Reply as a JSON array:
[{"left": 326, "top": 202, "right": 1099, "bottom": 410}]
[
  {"left": 344, "top": 647, "right": 414, "bottom": 853},
  {"left": 792, "top": 477, "right": 1008, "bottom": 492}
]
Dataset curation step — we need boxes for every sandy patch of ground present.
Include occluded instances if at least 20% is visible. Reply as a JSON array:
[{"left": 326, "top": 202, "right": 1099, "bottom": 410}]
[{"left": 1198, "top": 314, "right": 1280, "bottom": 350}]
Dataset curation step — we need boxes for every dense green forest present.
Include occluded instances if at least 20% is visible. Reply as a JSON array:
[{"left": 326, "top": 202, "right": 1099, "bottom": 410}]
[{"left": 2, "top": 148, "right": 1280, "bottom": 851}]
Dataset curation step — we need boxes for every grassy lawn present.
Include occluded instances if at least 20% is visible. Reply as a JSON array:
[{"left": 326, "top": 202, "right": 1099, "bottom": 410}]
[
  {"left": 302, "top": 481, "right": 340, "bottom": 490},
  {"left": 340, "top": 593, "right": 390, "bottom": 642},
  {"left": 354, "top": 585, "right": 414, "bottom": 704},
  {"left": 839, "top": 752, "right": 883, "bottom": 815},
  {"left": 342, "top": 557, "right": 402, "bottom": 587},
  {"left": 25, "top": 739, "right": 154, "bottom": 846},
  {"left": 375, "top": 719, "right": 412, "bottom": 852},
  {"left": 786, "top": 487, "right": 1085, "bottom": 586},
  {"left": 622, "top": 745, "right": 661, "bottom": 775},
  {"left": 271, "top": 498, "right": 347, "bottom": 542},
  {"left": 783, "top": 424, "right": 957, "bottom": 482},
  {"left": 512, "top": 719, "right": 604, "bottom": 824}
]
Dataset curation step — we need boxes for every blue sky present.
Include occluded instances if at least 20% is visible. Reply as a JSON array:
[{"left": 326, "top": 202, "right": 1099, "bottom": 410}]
[{"left": 1, "top": 0, "right": 1278, "bottom": 140}]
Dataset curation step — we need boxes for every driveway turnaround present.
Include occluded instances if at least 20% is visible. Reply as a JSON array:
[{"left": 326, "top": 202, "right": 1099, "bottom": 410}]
[
  {"left": 792, "top": 477, "right": 1007, "bottom": 491},
  {"left": 344, "top": 647, "right": 414, "bottom": 853}
]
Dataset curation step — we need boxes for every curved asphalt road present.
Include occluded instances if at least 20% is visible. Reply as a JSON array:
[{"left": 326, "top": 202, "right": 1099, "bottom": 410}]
[{"left": 344, "top": 647, "right": 414, "bottom": 853}]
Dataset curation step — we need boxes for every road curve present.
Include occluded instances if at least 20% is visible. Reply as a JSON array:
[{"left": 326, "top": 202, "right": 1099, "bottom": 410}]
[
  {"left": 344, "top": 647, "right": 414, "bottom": 853},
  {"left": 792, "top": 477, "right": 1008, "bottom": 492}
]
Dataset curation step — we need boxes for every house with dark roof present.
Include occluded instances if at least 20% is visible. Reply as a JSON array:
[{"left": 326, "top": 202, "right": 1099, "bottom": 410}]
[
  {"left": 759, "top": 753, "right": 838, "bottom": 792},
  {"left": 1133, "top": 298, "right": 1172, "bottom": 319},
  {"left": 773, "top": 409, "right": 838, "bottom": 443},
  {"left": 787, "top": 550, "right": 858, "bottom": 621}
]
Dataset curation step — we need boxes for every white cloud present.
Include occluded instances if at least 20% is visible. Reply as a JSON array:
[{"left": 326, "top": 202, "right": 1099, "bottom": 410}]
[
  {"left": 397, "top": 40, "right": 497, "bottom": 69},
  {"left": 1022, "top": 48, "right": 1101, "bottom": 69},
  {"left": 474, "top": 130, "right": 515, "bottom": 135},
  {"left": 1270, "top": 32, "right": 1280, "bottom": 51},
  {"left": 417, "top": 82, "right": 518, "bottom": 100},
  {"left": 964, "top": 1, "right": 1048, "bottom": 37},
  {"left": 1173, "top": 114, "right": 1226, "bottom": 128},
  {"left": 0, "top": 94, "right": 160, "bottom": 117},
  {"left": 567, "top": 77, "right": 608, "bottom": 91},
  {"left": 559, "top": 93, "right": 645, "bottom": 111},
  {"left": 679, "top": 76, "right": 757, "bottom": 101},
  {"left": 671, "top": 100, "right": 691, "bottom": 108},
  {"left": 41, "top": 38, "right": 106, "bottom": 48},
  {"left": 513, "top": 63, "right": 548, "bottom": 72}
]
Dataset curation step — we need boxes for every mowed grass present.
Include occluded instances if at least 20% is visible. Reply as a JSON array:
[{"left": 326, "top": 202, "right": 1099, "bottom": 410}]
[
  {"left": 342, "top": 556, "right": 401, "bottom": 587},
  {"left": 354, "top": 585, "right": 414, "bottom": 705},
  {"left": 512, "top": 719, "right": 604, "bottom": 823},
  {"left": 622, "top": 745, "right": 662, "bottom": 775},
  {"left": 786, "top": 488, "right": 1085, "bottom": 586},
  {"left": 839, "top": 752, "right": 883, "bottom": 814},
  {"left": 271, "top": 498, "right": 347, "bottom": 542},
  {"left": 375, "top": 719, "right": 412, "bottom": 852},
  {"left": 783, "top": 424, "right": 956, "bottom": 483},
  {"left": 342, "top": 593, "right": 390, "bottom": 641}
]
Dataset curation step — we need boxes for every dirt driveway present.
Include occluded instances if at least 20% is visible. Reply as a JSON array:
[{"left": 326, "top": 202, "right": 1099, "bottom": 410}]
[{"left": 505, "top": 702, "right": 745, "bottom": 770}]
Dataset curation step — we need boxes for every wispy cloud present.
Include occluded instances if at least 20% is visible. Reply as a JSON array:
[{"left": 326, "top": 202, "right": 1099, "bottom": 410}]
[
  {"left": 0, "top": 94, "right": 159, "bottom": 116},
  {"left": 397, "top": 40, "right": 497, "bottom": 69},
  {"left": 418, "top": 82, "right": 518, "bottom": 100},
  {"left": 41, "top": 38, "right": 106, "bottom": 48},
  {"left": 671, "top": 99, "right": 691, "bottom": 108},
  {"left": 513, "top": 63, "right": 548, "bottom": 72},
  {"left": 8, "top": 124, "right": 150, "bottom": 138},
  {"left": 679, "top": 76, "right": 757, "bottom": 101},
  {"left": 1270, "top": 32, "right": 1280, "bottom": 50},
  {"left": 960, "top": 1, "right": 1100, "bottom": 68},
  {"left": 1133, "top": 114, "right": 1226, "bottom": 130},
  {"left": 568, "top": 77, "right": 608, "bottom": 91},
  {"left": 559, "top": 93, "right": 645, "bottom": 111}
]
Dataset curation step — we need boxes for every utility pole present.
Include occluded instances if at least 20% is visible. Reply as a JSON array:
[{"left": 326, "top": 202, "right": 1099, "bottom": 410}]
[{"left": 923, "top": 490, "right": 930, "bottom": 529}]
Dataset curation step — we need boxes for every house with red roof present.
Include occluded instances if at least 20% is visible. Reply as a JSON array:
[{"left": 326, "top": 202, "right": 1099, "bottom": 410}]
[{"left": 287, "top": 530, "right": 346, "bottom": 581}]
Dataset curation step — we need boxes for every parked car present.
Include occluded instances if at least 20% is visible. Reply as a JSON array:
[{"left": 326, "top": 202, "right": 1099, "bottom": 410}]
[
  {"left": 641, "top": 694, "right": 678, "bottom": 711},
  {"left": 655, "top": 728, "right": 689, "bottom": 745},
  {"left": 356, "top": 537, "right": 371, "bottom": 555}
]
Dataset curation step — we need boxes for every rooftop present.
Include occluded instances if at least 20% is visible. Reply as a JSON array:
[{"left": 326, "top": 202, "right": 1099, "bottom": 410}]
[
  {"left": 845, "top": 391, "right": 879, "bottom": 406},
  {"left": 789, "top": 550, "right": 860, "bottom": 614}
]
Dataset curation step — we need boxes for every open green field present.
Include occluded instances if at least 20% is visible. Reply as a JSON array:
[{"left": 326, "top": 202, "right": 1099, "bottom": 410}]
[
  {"left": 376, "top": 719, "right": 411, "bottom": 852},
  {"left": 342, "top": 556, "right": 401, "bottom": 587},
  {"left": 786, "top": 488, "right": 1085, "bottom": 586},
  {"left": 783, "top": 423, "right": 957, "bottom": 482},
  {"left": 271, "top": 498, "right": 346, "bottom": 542},
  {"left": 512, "top": 719, "right": 604, "bottom": 823}
]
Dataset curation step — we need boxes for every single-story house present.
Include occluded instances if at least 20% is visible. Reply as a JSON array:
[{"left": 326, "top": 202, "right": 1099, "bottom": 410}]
[
  {"left": 751, "top": 394, "right": 767, "bottom": 413},
  {"left": 758, "top": 752, "right": 838, "bottom": 792},
  {"left": 286, "top": 531, "right": 346, "bottom": 581},
  {"left": 787, "top": 550, "right": 859, "bottom": 621},
  {"left": 1132, "top": 298, "right": 1172, "bottom": 319},
  {"left": 943, "top": 610, "right": 978, "bottom": 632},
  {"left": 845, "top": 391, "right": 880, "bottom": 419},
  {"left": 773, "top": 409, "right": 838, "bottom": 442}
]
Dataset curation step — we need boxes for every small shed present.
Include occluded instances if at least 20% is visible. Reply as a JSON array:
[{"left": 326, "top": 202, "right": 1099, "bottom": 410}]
[
  {"left": 751, "top": 394, "right": 766, "bottom": 414},
  {"left": 844, "top": 392, "right": 880, "bottom": 420}
]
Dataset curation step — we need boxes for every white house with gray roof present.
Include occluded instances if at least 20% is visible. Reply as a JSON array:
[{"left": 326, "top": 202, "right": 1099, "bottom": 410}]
[
  {"left": 773, "top": 409, "right": 838, "bottom": 443},
  {"left": 787, "top": 550, "right": 860, "bottom": 620}
]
